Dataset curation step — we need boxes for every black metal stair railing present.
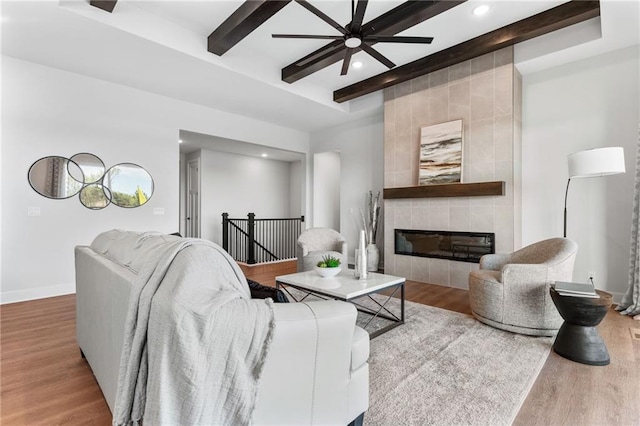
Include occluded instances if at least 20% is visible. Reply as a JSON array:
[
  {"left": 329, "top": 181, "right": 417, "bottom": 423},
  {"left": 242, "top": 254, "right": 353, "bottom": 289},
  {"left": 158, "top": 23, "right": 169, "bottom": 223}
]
[{"left": 222, "top": 212, "right": 304, "bottom": 264}]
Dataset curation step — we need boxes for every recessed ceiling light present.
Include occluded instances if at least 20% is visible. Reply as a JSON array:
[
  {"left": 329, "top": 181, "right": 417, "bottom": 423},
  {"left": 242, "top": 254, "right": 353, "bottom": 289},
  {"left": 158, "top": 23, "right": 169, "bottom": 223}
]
[
  {"left": 352, "top": 61, "right": 363, "bottom": 69},
  {"left": 473, "top": 4, "right": 490, "bottom": 16},
  {"left": 178, "top": 139, "right": 183, "bottom": 144},
  {"left": 261, "top": 153, "right": 268, "bottom": 157}
]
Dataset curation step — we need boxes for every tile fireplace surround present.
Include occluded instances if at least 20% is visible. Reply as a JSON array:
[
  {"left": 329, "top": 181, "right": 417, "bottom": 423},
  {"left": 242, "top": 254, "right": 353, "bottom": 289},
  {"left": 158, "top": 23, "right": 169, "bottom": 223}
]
[{"left": 383, "top": 46, "right": 522, "bottom": 290}]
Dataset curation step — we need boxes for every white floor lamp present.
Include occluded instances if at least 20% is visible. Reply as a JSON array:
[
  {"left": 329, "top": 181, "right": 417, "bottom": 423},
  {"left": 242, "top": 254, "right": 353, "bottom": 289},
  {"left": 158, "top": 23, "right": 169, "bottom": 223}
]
[{"left": 564, "top": 147, "right": 626, "bottom": 237}]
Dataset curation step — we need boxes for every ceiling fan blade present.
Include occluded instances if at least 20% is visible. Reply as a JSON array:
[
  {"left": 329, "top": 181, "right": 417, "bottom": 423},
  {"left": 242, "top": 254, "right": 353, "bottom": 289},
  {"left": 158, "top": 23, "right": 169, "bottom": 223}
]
[
  {"left": 295, "top": 0, "right": 347, "bottom": 35},
  {"left": 272, "top": 34, "right": 344, "bottom": 40},
  {"left": 350, "top": 0, "right": 368, "bottom": 34},
  {"left": 361, "top": 43, "right": 395, "bottom": 68},
  {"left": 364, "top": 35, "right": 434, "bottom": 44},
  {"left": 341, "top": 49, "right": 353, "bottom": 76}
]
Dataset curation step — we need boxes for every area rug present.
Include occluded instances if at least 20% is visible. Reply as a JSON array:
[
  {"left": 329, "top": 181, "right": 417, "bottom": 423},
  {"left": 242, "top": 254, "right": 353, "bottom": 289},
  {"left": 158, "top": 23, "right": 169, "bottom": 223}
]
[{"left": 363, "top": 299, "right": 552, "bottom": 426}]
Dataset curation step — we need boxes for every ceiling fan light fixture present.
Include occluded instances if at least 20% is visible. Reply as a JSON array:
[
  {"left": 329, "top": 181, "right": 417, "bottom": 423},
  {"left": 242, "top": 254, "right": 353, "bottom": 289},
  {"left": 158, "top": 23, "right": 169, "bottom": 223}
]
[
  {"left": 275, "top": 1, "right": 434, "bottom": 77},
  {"left": 345, "top": 36, "right": 362, "bottom": 48},
  {"left": 472, "top": 4, "right": 490, "bottom": 16}
]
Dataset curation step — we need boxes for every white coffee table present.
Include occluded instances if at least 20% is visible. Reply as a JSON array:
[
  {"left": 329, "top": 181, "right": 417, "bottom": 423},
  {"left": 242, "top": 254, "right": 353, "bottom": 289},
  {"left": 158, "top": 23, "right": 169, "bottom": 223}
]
[{"left": 275, "top": 269, "right": 405, "bottom": 338}]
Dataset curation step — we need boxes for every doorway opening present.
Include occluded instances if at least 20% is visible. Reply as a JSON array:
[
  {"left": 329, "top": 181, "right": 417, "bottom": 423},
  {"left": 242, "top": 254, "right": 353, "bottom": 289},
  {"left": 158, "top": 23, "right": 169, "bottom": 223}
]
[
  {"left": 313, "top": 151, "right": 341, "bottom": 230},
  {"left": 178, "top": 129, "right": 306, "bottom": 246}
]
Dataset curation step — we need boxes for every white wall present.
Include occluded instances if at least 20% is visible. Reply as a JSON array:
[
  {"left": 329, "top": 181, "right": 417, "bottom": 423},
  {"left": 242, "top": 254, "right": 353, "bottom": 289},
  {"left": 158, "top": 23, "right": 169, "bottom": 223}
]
[
  {"left": 199, "top": 150, "right": 296, "bottom": 245},
  {"left": 310, "top": 114, "right": 384, "bottom": 264},
  {"left": 313, "top": 151, "right": 341, "bottom": 229},
  {"left": 1, "top": 56, "right": 309, "bottom": 303},
  {"left": 522, "top": 45, "right": 639, "bottom": 300}
]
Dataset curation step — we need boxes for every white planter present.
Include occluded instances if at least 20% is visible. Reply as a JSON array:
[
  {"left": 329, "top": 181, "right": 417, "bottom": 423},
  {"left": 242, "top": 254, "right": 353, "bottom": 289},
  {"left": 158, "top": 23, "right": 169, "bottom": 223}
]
[
  {"left": 314, "top": 266, "right": 342, "bottom": 278},
  {"left": 366, "top": 243, "right": 379, "bottom": 272}
]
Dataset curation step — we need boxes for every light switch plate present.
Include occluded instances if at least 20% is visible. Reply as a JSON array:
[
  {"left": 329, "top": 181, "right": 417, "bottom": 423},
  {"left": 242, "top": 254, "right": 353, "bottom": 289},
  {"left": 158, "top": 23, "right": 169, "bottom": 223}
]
[
  {"left": 28, "top": 207, "right": 41, "bottom": 216},
  {"left": 153, "top": 207, "right": 165, "bottom": 216}
]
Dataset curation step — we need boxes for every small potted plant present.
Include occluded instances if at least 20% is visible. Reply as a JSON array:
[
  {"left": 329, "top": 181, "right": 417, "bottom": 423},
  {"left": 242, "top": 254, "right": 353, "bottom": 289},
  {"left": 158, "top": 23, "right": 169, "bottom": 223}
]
[{"left": 315, "top": 254, "right": 342, "bottom": 278}]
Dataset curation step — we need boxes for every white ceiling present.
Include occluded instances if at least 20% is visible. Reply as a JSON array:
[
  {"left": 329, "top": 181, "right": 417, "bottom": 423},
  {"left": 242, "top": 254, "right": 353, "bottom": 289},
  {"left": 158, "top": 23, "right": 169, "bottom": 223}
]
[
  {"left": 1, "top": 0, "right": 638, "bottom": 138},
  {"left": 179, "top": 130, "right": 305, "bottom": 162}
]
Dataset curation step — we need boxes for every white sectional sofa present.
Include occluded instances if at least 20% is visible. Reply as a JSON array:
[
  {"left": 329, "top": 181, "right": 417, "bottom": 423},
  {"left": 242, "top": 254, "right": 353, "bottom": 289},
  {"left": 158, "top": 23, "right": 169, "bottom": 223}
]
[{"left": 75, "top": 230, "right": 369, "bottom": 425}]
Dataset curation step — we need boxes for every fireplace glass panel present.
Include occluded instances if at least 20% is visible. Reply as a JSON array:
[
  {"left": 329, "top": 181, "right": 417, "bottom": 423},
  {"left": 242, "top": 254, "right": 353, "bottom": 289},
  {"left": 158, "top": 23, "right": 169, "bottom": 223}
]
[{"left": 395, "top": 229, "right": 495, "bottom": 263}]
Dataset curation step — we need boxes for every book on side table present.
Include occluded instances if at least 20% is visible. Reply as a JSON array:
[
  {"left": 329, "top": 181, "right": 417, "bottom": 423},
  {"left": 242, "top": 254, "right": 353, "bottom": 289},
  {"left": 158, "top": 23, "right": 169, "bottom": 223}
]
[{"left": 553, "top": 281, "right": 599, "bottom": 298}]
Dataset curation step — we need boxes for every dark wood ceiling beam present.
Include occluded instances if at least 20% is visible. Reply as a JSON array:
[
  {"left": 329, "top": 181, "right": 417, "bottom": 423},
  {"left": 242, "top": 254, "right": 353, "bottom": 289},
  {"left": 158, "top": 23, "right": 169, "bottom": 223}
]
[
  {"left": 208, "top": 0, "right": 292, "bottom": 56},
  {"left": 334, "top": 0, "right": 600, "bottom": 103},
  {"left": 360, "top": 0, "right": 462, "bottom": 38},
  {"left": 282, "top": 0, "right": 466, "bottom": 84},
  {"left": 90, "top": 0, "right": 117, "bottom": 13}
]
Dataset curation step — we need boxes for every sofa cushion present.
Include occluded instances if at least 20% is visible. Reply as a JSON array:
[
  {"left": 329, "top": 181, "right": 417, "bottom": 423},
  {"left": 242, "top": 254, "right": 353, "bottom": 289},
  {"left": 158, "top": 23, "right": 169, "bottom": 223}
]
[
  {"left": 351, "top": 326, "right": 370, "bottom": 371},
  {"left": 90, "top": 230, "right": 182, "bottom": 274}
]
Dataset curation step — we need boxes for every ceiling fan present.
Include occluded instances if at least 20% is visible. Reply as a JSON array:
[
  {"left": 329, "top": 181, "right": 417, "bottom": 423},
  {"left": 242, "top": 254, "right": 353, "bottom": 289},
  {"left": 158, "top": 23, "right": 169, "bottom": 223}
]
[{"left": 272, "top": 0, "right": 434, "bottom": 76}]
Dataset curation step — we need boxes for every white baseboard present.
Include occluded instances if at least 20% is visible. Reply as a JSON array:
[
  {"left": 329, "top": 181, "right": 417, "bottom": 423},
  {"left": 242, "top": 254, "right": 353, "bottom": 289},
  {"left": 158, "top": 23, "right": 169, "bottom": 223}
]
[
  {"left": 0, "top": 283, "right": 75, "bottom": 305},
  {"left": 609, "top": 291, "right": 625, "bottom": 305}
]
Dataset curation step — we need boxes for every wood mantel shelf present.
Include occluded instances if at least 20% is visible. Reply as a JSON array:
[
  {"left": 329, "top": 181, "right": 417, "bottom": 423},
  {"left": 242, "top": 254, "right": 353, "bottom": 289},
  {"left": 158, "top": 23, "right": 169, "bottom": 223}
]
[{"left": 383, "top": 181, "right": 505, "bottom": 199}]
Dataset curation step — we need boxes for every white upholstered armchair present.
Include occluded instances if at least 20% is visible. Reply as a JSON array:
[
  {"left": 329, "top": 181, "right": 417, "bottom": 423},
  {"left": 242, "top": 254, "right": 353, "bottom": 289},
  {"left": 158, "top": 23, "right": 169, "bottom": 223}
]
[
  {"left": 468, "top": 238, "right": 578, "bottom": 336},
  {"left": 296, "top": 228, "right": 348, "bottom": 272}
]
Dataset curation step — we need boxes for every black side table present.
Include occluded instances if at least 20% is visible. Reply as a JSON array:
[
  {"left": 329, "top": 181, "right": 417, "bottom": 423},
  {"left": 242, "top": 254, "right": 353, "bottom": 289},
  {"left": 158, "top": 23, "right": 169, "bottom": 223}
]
[{"left": 549, "top": 287, "right": 613, "bottom": 366}]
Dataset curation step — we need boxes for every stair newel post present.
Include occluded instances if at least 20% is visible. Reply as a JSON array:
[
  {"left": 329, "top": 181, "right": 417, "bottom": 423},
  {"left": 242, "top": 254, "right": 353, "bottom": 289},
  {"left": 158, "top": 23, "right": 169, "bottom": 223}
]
[
  {"left": 248, "top": 212, "right": 256, "bottom": 264},
  {"left": 222, "top": 212, "right": 229, "bottom": 252}
]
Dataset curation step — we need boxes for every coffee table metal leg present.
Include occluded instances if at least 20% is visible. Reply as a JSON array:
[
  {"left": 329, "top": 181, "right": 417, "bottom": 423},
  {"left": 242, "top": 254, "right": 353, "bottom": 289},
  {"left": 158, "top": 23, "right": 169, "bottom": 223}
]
[
  {"left": 351, "top": 285, "right": 401, "bottom": 320},
  {"left": 357, "top": 283, "right": 405, "bottom": 339},
  {"left": 274, "top": 280, "right": 406, "bottom": 339},
  {"left": 277, "top": 282, "right": 322, "bottom": 303},
  {"left": 401, "top": 283, "right": 405, "bottom": 323}
]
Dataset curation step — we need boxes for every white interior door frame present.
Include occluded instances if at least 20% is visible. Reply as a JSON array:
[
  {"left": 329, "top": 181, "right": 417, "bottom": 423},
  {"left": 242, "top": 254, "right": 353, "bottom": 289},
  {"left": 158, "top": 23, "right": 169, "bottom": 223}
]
[{"left": 186, "top": 158, "right": 201, "bottom": 238}]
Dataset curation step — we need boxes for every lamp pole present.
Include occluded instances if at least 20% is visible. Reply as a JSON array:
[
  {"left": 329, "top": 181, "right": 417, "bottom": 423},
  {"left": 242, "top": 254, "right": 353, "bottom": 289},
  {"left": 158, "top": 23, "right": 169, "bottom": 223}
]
[{"left": 563, "top": 178, "right": 572, "bottom": 238}]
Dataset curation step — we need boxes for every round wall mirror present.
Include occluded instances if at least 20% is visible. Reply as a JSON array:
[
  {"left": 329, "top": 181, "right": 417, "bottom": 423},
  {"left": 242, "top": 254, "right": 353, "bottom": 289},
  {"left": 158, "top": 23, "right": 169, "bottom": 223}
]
[
  {"left": 28, "top": 156, "right": 84, "bottom": 199},
  {"left": 103, "top": 163, "right": 154, "bottom": 208},
  {"left": 70, "top": 153, "right": 105, "bottom": 184},
  {"left": 28, "top": 154, "right": 153, "bottom": 209},
  {"left": 79, "top": 184, "right": 112, "bottom": 210}
]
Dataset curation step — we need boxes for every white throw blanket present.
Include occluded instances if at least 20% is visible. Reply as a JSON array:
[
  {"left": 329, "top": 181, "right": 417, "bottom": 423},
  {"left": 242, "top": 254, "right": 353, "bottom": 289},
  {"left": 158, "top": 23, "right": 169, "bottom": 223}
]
[{"left": 112, "top": 237, "right": 275, "bottom": 426}]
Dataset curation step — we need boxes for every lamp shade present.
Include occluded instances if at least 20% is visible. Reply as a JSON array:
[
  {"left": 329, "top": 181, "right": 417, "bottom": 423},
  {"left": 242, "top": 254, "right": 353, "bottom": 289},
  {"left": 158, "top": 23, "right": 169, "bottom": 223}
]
[{"left": 568, "top": 147, "right": 625, "bottom": 178}]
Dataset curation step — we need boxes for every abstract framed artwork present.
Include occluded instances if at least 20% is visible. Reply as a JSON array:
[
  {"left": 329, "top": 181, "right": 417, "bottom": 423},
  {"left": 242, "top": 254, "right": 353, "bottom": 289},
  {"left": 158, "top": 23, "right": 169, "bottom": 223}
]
[{"left": 419, "top": 119, "right": 463, "bottom": 185}]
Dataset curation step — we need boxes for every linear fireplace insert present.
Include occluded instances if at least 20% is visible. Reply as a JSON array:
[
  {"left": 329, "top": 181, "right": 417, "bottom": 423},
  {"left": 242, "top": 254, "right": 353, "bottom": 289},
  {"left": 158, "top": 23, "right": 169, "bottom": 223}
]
[{"left": 395, "top": 229, "right": 495, "bottom": 263}]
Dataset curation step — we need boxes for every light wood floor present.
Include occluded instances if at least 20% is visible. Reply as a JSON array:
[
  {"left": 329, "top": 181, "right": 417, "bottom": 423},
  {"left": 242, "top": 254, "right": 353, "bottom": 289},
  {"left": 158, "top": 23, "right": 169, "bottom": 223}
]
[{"left": 1, "top": 262, "right": 638, "bottom": 425}]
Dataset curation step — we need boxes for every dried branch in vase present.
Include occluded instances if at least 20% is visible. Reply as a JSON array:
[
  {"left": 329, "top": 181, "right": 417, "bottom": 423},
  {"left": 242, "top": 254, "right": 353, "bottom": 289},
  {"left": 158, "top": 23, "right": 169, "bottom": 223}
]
[{"left": 360, "top": 190, "right": 381, "bottom": 245}]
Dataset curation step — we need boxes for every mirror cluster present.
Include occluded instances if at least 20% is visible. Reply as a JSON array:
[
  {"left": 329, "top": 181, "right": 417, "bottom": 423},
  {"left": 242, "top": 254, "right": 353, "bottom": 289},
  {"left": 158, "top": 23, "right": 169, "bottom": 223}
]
[{"left": 28, "top": 153, "right": 154, "bottom": 210}]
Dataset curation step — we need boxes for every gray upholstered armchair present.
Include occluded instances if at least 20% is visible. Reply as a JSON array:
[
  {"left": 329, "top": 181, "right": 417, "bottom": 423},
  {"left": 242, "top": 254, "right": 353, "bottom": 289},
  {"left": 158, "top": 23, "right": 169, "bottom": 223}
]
[
  {"left": 468, "top": 238, "right": 578, "bottom": 336},
  {"left": 296, "top": 228, "right": 348, "bottom": 272}
]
